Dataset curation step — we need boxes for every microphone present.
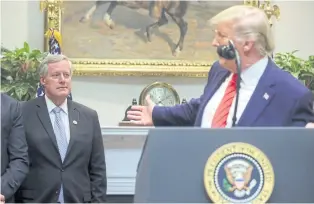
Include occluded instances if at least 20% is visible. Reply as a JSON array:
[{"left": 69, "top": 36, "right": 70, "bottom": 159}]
[{"left": 217, "top": 40, "right": 241, "bottom": 127}]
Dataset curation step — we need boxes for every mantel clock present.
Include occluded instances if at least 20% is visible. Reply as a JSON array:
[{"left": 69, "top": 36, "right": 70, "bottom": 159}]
[{"left": 139, "top": 82, "right": 180, "bottom": 107}]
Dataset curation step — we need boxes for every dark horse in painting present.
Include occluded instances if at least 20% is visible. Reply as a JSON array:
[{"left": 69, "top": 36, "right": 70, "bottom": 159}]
[{"left": 80, "top": 1, "right": 189, "bottom": 56}]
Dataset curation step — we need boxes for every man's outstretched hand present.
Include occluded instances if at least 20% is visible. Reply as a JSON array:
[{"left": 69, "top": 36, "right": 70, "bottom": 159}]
[
  {"left": 127, "top": 95, "right": 155, "bottom": 126},
  {"left": 306, "top": 123, "right": 314, "bottom": 128},
  {"left": 0, "top": 194, "right": 5, "bottom": 204}
]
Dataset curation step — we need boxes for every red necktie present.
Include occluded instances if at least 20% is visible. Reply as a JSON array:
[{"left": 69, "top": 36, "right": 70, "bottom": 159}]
[{"left": 211, "top": 73, "right": 238, "bottom": 128}]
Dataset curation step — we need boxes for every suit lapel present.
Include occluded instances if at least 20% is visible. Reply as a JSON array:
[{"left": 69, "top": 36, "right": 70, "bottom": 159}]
[
  {"left": 64, "top": 100, "right": 79, "bottom": 162},
  {"left": 36, "top": 97, "right": 59, "bottom": 153},
  {"left": 237, "top": 59, "right": 277, "bottom": 126},
  {"left": 195, "top": 68, "right": 230, "bottom": 126}
]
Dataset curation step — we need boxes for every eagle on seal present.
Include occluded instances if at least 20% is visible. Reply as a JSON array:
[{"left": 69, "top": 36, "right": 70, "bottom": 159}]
[{"left": 223, "top": 159, "right": 257, "bottom": 197}]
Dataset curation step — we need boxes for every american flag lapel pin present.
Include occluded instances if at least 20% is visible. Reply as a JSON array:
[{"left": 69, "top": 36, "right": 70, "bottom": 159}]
[{"left": 263, "top": 93, "right": 269, "bottom": 100}]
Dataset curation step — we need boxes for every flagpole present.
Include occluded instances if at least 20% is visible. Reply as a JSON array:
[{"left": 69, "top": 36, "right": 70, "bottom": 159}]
[{"left": 38, "top": 0, "right": 72, "bottom": 100}]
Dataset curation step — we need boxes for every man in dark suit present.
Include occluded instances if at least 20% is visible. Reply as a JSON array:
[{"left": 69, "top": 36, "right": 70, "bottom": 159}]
[
  {"left": 15, "top": 54, "right": 107, "bottom": 203},
  {"left": 127, "top": 5, "right": 314, "bottom": 127},
  {"left": 1, "top": 93, "right": 29, "bottom": 203}
]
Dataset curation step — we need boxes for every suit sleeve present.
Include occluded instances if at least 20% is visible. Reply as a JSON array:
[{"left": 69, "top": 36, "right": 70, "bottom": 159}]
[
  {"left": 290, "top": 90, "right": 314, "bottom": 126},
  {"left": 152, "top": 63, "right": 218, "bottom": 126},
  {"left": 89, "top": 110, "right": 107, "bottom": 202},
  {"left": 152, "top": 97, "right": 203, "bottom": 126},
  {"left": 1, "top": 100, "right": 29, "bottom": 199}
]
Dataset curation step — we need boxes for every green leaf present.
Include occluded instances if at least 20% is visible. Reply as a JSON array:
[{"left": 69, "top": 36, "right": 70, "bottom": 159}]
[
  {"left": 14, "top": 86, "right": 29, "bottom": 101},
  {"left": 0, "top": 43, "right": 44, "bottom": 101},
  {"left": 0, "top": 83, "right": 15, "bottom": 93},
  {"left": 291, "top": 50, "right": 299, "bottom": 55},
  {"left": 23, "top": 42, "right": 30, "bottom": 53},
  {"left": 291, "top": 72, "right": 300, "bottom": 79},
  {"left": 274, "top": 50, "right": 314, "bottom": 85}
]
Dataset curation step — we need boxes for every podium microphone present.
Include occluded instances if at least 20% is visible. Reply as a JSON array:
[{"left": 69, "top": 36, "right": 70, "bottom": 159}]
[{"left": 217, "top": 40, "right": 241, "bottom": 127}]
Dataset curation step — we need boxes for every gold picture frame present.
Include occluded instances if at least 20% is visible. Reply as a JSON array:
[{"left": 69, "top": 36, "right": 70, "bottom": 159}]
[{"left": 41, "top": 0, "right": 277, "bottom": 77}]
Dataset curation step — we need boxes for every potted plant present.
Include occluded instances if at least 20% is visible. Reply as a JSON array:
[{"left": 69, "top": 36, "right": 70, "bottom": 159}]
[
  {"left": 274, "top": 50, "right": 314, "bottom": 92},
  {"left": 307, "top": 55, "right": 314, "bottom": 91},
  {"left": 1, "top": 42, "right": 48, "bottom": 101}
]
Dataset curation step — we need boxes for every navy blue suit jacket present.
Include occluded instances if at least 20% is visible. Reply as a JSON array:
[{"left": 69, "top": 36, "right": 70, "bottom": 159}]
[
  {"left": 1, "top": 93, "right": 29, "bottom": 202},
  {"left": 152, "top": 58, "right": 314, "bottom": 127}
]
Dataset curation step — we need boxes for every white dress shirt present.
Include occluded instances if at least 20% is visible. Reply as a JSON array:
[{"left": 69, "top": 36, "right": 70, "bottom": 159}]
[
  {"left": 201, "top": 57, "right": 269, "bottom": 128},
  {"left": 45, "top": 95, "right": 70, "bottom": 143}
]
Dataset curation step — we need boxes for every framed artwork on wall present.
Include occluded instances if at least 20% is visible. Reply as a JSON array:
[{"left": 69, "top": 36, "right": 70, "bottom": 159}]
[{"left": 42, "top": 0, "right": 263, "bottom": 77}]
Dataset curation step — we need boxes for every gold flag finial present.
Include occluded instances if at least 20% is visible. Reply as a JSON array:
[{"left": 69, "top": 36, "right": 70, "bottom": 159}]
[
  {"left": 259, "top": 0, "right": 280, "bottom": 26},
  {"left": 244, "top": 0, "right": 260, "bottom": 7},
  {"left": 245, "top": 0, "right": 280, "bottom": 26},
  {"left": 40, "top": 0, "right": 63, "bottom": 28}
]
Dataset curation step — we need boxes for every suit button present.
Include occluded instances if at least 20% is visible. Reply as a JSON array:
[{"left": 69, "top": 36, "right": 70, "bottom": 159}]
[
  {"left": 61, "top": 169, "right": 64, "bottom": 172},
  {"left": 56, "top": 191, "right": 59, "bottom": 194}
]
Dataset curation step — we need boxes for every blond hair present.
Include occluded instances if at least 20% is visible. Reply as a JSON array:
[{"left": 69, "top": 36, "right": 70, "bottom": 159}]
[{"left": 209, "top": 5, "right": 275, "bottom": 56}]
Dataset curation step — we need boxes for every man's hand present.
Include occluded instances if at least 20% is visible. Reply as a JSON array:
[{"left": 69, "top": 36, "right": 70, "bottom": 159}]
[
  {"left": 127, "top": 95, "right": 155, "bottom": 126},
  {"left": 0, "top": 194, "right": 5, "bottom": 204},
  {"left": 305, "top": 123, "right": 314, "bottom": 128}
]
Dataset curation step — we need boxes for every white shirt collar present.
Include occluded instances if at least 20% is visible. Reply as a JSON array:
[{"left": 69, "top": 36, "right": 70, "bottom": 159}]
[
  {"left": 240, "top": 56, "right": 268, "bottom": 86},
  {"left": 45, "top": 95, "right": 68, "bottom": 114}
]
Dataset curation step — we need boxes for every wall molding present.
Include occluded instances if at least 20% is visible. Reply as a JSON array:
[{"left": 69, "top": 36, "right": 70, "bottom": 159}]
[
  {"left": 107, "top": 176, "right": 136, "bottom": 195},
  {"left": 102, "top": 127, "right": 148, "bottom": 195},
  {"left": 101, "top": 126, "right": 151, "bottom": 136}
]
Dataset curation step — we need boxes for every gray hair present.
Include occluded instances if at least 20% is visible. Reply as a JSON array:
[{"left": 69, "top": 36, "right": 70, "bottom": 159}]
[
  {"left": 38, "top": 54, "right": 73, "bottom": 77},
  {"left": 209, "top": 5, "right": 275, "bottom": 56}
]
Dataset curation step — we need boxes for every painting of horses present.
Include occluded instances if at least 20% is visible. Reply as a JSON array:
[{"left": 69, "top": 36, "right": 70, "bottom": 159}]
[{"left": 57, "top": 1, "right": 247, "bottom": 76}]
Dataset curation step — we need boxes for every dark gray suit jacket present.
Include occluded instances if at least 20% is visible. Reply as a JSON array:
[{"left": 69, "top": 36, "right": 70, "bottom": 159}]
[
  {"left": 15, "top": 96, "right": 107, "bottom": 203},
  {"left": 1, "top": 93, "right": 29, "bottom": 202}
]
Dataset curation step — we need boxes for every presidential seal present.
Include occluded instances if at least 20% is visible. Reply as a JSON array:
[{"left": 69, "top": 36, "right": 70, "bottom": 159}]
[{"left": 203, "top": 142, "right": 274, "bottom": 203}]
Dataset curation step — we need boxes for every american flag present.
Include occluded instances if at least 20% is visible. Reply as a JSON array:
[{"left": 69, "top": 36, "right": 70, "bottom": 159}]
[{"left": 36, "top": 28, "right": 72, "bottom": 100}]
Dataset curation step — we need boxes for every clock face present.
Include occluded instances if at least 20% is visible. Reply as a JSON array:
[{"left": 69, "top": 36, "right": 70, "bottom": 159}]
[
  {"left": 144, "top": 86, "right": 179, "bottom": 107},
  {"left": 139, "top": 82, "right": 180, "bottom": 106}
]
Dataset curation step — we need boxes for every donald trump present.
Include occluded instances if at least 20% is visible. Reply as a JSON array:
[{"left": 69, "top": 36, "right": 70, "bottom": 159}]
[{"left": 127, "top": 5, "right": 314, "bottom": 127}]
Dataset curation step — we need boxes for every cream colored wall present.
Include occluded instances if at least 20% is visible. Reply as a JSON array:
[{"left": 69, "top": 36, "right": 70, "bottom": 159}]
[
  {"left": 272, "top": 1, "right": 314, "bottom": 58},
  {"left": 1, "top": 1, "right": 45, "bottom": 51},
  {"left": 1, "top": 1, "right": 314, "bottom": 127}
]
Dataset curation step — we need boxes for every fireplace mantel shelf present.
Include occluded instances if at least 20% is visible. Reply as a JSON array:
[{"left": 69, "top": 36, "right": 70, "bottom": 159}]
[{"left": 101, "top": 126, "right": 151, "bottom": 136}]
